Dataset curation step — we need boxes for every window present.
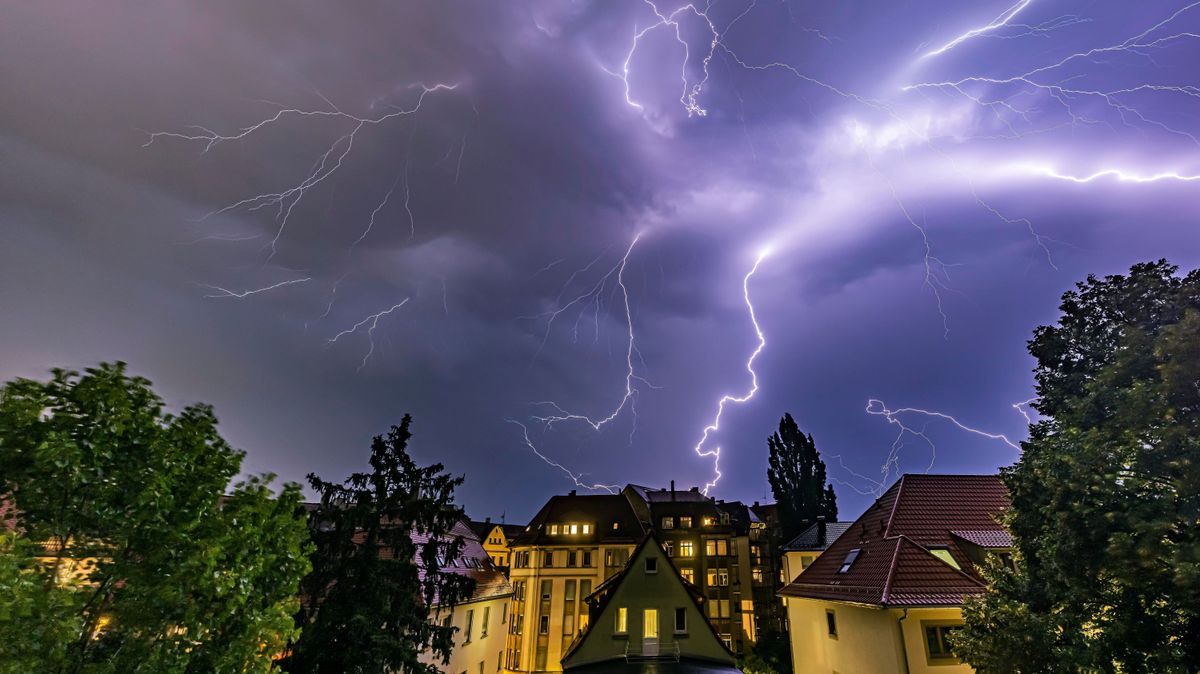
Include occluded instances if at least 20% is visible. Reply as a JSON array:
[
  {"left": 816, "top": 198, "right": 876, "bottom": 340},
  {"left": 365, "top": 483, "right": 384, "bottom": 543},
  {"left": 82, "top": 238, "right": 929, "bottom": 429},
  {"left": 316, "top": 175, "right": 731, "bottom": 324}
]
[
  {"left": 582, "top": 550, "right": 593, "bottom": 567},
  {"left": 615, "top": 607, "right": 628, "bottom": 634},
  {"left": 612, "top": 521, "right": 619, "bottom": 530},
  {"left": 705, "top": 539, "right": 728, "bottom": 556},
  {"left": 482, "top": 606, "right": 490, "bottom": 637},
  {"left": 645, "top": 557, "right": 658, "bottom": 574},
  {"left": 564, "top": 612, "right": 575, "bottom": 635},
  {"left": 465, "top": 609, "right": 474, "bottom": 643},
  {"left": 679, "top": 567, "right": 695, "bottom": 583},
  {"left": 643, "top": 609, "right": 659, "bottom": 639},
  {"left": 478, "top": 661, "right": 484, "bottom": 674},
  {"left": 569, "top": 524, "right": 579, "bottom": 535},
  {"left": 583, "top": 523, "right": 592, "bottom": 534},
  {"left": 679, "top": 540, "right": 695, "bottom": 557},
  {"left": 543, "top": 551, "right": 554, "bottom": 568},
  {"left": 680, "top": 516, "right": 692, "bottom": 528},
  {"left": 674, "top": 608, "right": 687, "bottom": 633},
  {"left": 568, "top": 551, "right": 578, "bottom": 567},
  {"left": 837, "top": 548, "right": 861, "bottom": 574},
  {"left": 702, "top": 516, "right": 716, "bottom": 527},
  {"left": 752, "top": 568, "right": 764, "bottom": 584},
  {"left": 923, "top": 623, "right": 961, "bottom": 662},
  {"left": 541, "top": 580, "right": 552, "bottom": 601},
  {"left": 720, "top": 513, "right": 730, "bottom": 525},
  {"left": 662, "top": 516, "right": 674, "bottom": 529},
  {"left": 707, "top": 599, "right": 730, "bottom": 619},
  {"left": 549, "top": 524, "right": 559, "bottom": 535},
  {"left": 929, "top": 548, "right": 961, "bottom": 570},
  {"left": 497, "top": 652, "right": 502, "bottom": 672},
  {"left": 538, "top": 615, "right": 549, "bottom": 635},
  {"left": 564, "top": 580, "right": 576, "bottom": 601},
  {"left": 664, "top": 541, "right": 674, "bottom": 557},
  {"left": 825, "top": 609, "right": 838, "bottom": 638},
  {"left": 706, "top": 569, "right": 729, "bottom": 586},
  {"left": 502, "top": 603, "right": 507, "bottom": 624}
]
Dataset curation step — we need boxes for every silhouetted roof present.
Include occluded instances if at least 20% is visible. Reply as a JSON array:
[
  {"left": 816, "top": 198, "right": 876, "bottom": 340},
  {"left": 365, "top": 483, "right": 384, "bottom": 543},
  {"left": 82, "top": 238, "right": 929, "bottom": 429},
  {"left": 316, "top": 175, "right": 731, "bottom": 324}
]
[
  {"left": 780, "top": 474, "right": 1009, "bottom": 607},
  {"left": 781, "top": 521, "right": 854, "bottom": 552},
  {"left": 511, "top": 493, "right": 645, "bottom": 546},
  {"left": 467, "top": 519, "right": 525, "bottom": 541}
]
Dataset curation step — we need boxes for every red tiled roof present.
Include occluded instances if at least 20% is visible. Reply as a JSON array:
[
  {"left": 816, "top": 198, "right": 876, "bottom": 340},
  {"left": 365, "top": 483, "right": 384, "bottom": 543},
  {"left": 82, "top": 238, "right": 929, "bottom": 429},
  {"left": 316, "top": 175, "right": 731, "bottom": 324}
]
[
  {"left": 780, "top": 474, "right": 1009, "bottom": 607},
  {"left": 951, "top": 529, "right": 1013, "bottom": 548}
]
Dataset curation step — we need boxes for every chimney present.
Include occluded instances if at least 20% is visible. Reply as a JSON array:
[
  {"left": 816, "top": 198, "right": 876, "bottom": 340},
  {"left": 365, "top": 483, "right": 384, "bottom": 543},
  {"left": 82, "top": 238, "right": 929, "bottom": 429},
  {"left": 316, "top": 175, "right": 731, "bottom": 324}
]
[
  {"left": 485, "top": 516, "right": 491, "bottom": 524},
  {"left": 670, "top": 480, "right": 675, "bottom": 502},
  {"left": 817, "top": 515, "right": 827, "bottom": 547},
  {"left": 569, "top": 490, "right": 577, "bottom": 497},
  {"left": 690, "top": 487, "right": 699, "bottom": 493}
]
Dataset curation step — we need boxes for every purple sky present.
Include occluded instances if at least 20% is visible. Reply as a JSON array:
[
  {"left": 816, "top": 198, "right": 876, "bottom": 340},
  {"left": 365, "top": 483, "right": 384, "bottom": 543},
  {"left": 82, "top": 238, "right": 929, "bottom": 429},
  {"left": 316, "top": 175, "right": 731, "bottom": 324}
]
[{"left": 2, "top": 1, "right": 1199, "bottom": 522}]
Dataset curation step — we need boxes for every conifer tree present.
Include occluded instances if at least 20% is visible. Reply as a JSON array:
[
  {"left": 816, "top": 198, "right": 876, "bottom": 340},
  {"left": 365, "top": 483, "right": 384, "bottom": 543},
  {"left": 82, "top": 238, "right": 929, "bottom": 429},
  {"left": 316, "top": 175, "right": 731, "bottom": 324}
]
[{"left": 767, "top": 413, "right": 838, "bottom": 542}]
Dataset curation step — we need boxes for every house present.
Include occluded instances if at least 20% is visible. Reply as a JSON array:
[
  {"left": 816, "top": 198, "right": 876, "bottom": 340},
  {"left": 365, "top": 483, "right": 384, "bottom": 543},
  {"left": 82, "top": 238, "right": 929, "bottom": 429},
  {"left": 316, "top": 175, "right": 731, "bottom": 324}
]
[
  {"left": 779, "top": 474, "right": 1010, "bottom": 674},
  {"left": 779, "top": 520, "right": 853, "bottom": 585},
  {"left": 420, "top": 519, "right": 515, "bottom": 674},
  {"left": 506, "top": 484, "right": 783, "bottom": 672},
  {"left": 560, "top": 534, "right": 741, "bottom": 674},
  {"left": 470, "top": 518, "right": 526, "bottom": 571}
]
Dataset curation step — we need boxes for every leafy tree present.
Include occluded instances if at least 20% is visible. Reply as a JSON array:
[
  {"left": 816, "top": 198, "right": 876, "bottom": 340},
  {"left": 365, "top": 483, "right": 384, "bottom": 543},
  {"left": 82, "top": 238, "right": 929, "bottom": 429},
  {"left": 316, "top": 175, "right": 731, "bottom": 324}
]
[
  {"left": 767, "top": 413, "right": 837, "bottom": 541},
  {"left": 740, "top": 628, "right": 793, "bottom": 674},
  {"left": 284, "top": 415, "right": 475, "bottom": 674},
  {"left": 957, "top": 261, "right": 1200, "bottom": 673},
  {"left": 0, "top": 362, "right": 311, "bottom": 673}
]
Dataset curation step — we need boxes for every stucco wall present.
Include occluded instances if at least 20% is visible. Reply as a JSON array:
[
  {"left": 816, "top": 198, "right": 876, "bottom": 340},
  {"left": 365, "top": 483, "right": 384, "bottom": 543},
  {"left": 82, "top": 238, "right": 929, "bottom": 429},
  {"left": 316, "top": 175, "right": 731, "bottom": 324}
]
[
  {"left": 898, "top": 607, "right": 972, "bottom": 674},
  {"left": 425, "top": 595, "right": 510, "bottom": 674},
  {"left": 786, "top": 598, "right": 906, "bottom": 674}
]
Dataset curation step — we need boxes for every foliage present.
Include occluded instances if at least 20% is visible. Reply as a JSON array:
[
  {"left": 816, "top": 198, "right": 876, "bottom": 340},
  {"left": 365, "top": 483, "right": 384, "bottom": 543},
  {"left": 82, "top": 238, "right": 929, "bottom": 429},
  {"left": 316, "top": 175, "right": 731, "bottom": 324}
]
[
  {"left": 0, "top": 362, "right": 311, "bottom": 673},
  {"left": 284, "top": 415, "right": 475, "bottom": 674},
  {"left": 739, "top": 628, "right": 793, "bottom": 674},
  {"left": 767, "top": 413, "right": 838, "bottom": 541},
  {"left": 957, "top": 261, "right": 1200, "bottom": 673}
]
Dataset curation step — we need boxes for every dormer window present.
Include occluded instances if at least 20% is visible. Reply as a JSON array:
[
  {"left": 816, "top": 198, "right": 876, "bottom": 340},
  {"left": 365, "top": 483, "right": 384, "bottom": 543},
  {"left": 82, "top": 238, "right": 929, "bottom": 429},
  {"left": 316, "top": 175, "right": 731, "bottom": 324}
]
[
  {"left": 837, "top": 548, "right": 861, "bottom": 574},
  {"left": 549, "top": 524, "right": 559, "bottom": 535},
  {"left": 569, "top": 524, "right": 579, "bottom": 535},
  {"left": 929, "top": 548, "right": 961, "bottom": 570},
  {"left": 582, "top": 524, "right": 592, "bottom": 534}
]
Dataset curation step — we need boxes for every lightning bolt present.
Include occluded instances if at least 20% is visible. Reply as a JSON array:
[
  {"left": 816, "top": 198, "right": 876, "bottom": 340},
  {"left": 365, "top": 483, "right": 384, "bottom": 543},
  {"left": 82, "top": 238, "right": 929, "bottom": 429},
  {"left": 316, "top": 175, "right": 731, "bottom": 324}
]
[
  {"left": 922, "top": 0, "right": 1037, "bottom": 58},
  {"left": 144, "top": 83, "right": 457, "bottom": 259},
  {"left": 201, "top": 277, "right": 311, "bottom": 299},
  {"left": 1026, "top": 165, "right": 1200, "bottom": 184},
  {"left": 692, "top": 248, "right": 771, "bottom": 495},
  {"left": 507, "top": 419, "right": 620, "bottom": 494},
  {"left": 326, "top": 299, "right": 411, "bottom": 371}
]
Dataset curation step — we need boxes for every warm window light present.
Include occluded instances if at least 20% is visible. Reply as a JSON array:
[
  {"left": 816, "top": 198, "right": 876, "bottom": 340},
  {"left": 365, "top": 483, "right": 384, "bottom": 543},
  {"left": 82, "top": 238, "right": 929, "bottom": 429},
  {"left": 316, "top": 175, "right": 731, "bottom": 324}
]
[{"left": 615, "top": 607, "right": 628, "bottom": 633}]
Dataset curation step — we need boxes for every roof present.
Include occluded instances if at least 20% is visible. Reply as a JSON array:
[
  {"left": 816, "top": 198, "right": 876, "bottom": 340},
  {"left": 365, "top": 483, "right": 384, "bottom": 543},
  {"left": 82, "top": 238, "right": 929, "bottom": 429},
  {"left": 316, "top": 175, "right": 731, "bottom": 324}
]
[
  {"left": 780, "top": 474, "right": 1009, "bottom": 607},
  {"left": 564, "top": 658, "right": 743, "bottom": 674},
  {"left": 781, "top": 521, "right": 854, "bottom": 552},
  {"left": 627, "top": 484, "right": 711, "bottom": 503},
  {"left": 467, "top": 519, "right": 525, "bottom": 541},
  {"left": 511, "top": 493, "right": 645, "bottom": 546},
  {"left": 951, "top": 529, "right": 1013, "bottom": 548}
]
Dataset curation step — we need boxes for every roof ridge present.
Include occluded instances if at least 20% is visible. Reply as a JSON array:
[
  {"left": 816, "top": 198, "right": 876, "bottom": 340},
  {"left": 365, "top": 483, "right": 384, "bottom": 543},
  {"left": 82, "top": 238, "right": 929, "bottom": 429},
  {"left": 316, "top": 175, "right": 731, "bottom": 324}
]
[
  {"left": 883, "top": 474, "right": 906, "bottom": 538},
  {"left": 879, "top": 537, "right": 904, "bottom": 604}
]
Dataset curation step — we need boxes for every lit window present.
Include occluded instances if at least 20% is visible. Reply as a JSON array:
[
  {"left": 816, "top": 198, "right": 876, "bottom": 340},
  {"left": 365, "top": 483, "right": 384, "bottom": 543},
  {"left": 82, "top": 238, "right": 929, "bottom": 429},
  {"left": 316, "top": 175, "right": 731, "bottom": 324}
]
[
  {"left": 612, "top": 521, "right": 619, "bottom": 530},
  {"left": 752, "top": 568, "right": 764, "bottom": 584},
  {"left": 569, "top": 524, "right": 579, "bottom": 535},
  {"left": 679, "top": 567, "right": 694, "bottom": 583},
  {"left": 664, "top": 541, "right": 674, "bottom": 557},
  {"left": 679, "top": 540, "right": 695, "bottom": 557},
  {"left": 679, "top": 516, "right": 692, "bottom": 528},
  {"left": 705, "top": 539, "right": 728, "bottom": 556},
  {"left": 662, "top": 516, "right": 674, "bottom": 529},
  {"left": 582, "top": 524, "right": 592, "bottom": 534},
  {"left": 825, "top": 609, "right": 837, "bottom": 638},
  {"left": 702, "top": 516, "right": 715, "bottom": 527},
  {"left": 929, "top": 548, "right": 961, "bottom": 570},
  {"left": 837, "top": 548, "right": 860, "bottom": 574},
  {"left": 549, "top": 524, "right": 559, "bottom": 535},
  {"left": 615, "top": 607, "right": 628, "bottom": 634}
]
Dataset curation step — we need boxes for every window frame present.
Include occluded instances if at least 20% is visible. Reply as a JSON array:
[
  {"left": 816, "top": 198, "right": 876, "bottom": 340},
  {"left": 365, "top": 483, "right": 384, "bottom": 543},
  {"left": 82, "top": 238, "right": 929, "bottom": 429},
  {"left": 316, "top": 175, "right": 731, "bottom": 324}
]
[
  {"left": 615, "top": 607, "right": 628, "bottom": 634},
  {"left": 825, "top": 609, "right": 838, "bottom": 639},
  {"left": 674, "top": 607, "right": 688, "bottom": 634},
  {"left": 921, "top": 621, "right": 963, "bottom": 665}
]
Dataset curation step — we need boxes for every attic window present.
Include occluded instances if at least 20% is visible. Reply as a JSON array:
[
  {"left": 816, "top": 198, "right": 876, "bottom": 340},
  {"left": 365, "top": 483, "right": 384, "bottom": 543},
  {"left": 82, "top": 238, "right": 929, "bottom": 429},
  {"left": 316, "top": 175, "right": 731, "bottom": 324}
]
[
  {"left": 930, "top": 548, "right": 961, "bottom": 570},
  {"left": 612, "top": 521, "right": 619, "bottom": 530},
  {"left": 645, "top": 557, "right": 658, "bottom": 574},
  {"left": 837, "top": 548, "right": 861, "bottom": 574}
]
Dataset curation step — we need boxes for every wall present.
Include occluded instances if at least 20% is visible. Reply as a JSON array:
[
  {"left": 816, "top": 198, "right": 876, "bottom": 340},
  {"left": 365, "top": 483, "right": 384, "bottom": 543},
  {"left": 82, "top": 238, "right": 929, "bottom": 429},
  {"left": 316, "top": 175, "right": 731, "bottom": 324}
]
[
  {"left": 898, "top": 607, "right": 972, "bottom": 674},
  {"left": 426, "top": 594, "right": 511, "bottom": 674},
  {"left": 785, "top": 598, "right": 906, "bottom": 674}
]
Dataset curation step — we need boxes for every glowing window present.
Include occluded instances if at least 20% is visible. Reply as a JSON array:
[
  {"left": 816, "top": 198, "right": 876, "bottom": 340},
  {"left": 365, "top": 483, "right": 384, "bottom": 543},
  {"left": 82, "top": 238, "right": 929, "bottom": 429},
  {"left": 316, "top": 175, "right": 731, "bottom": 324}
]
[{"left": 615, "top": 607, "right": 628, "bottom": 634}]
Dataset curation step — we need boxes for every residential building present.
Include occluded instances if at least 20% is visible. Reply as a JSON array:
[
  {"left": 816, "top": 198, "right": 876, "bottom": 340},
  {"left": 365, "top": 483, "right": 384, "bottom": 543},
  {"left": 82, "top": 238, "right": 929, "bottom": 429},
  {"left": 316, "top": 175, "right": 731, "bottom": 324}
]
[
  {"left": 422, "top": 520, "right": 515, "bottom": 674},
  {"left": 560, "top": 534, "right": 740, "bottom": 673},
  {"left": 779, "top": 519, "right": 852, "bottom": 585},
  {"left": 471, "top": 518, "right": 526, "bottom": 571},
  {"left": 505, "top": 491, "right": 646, "bottom": 673},
  {"left": 779, "top": 474, "right": 1010, "bottom": 674}
]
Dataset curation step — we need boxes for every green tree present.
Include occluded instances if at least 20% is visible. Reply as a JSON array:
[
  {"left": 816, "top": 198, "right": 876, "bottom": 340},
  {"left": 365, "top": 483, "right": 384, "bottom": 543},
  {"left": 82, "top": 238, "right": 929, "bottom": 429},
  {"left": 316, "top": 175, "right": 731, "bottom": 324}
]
[
  {"left": 0, "top": 362, "right": 311, "bottom": 673},
  {"left": 957, "top": 261, "right": 1200, "bottom": 673},
  {"left": 284, "top": 415, "right": 475, "bottom": 674},
  {"left": 767, "top": 413, "right": 837, "bottom": 542}
]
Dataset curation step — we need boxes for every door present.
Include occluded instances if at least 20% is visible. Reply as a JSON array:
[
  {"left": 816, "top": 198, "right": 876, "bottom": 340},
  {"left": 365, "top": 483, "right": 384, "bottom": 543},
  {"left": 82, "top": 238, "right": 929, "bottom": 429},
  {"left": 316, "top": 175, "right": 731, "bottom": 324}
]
[{"left": 642, "top": 609, "right": 659, "bottom": 656}]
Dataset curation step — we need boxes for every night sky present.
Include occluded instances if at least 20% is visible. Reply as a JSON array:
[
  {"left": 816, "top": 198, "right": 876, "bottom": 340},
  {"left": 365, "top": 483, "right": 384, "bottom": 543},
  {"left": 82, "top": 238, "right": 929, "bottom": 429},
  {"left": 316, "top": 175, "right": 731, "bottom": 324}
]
[{"left": 3, "top": 1, "right": 1198, "bottom": 523}]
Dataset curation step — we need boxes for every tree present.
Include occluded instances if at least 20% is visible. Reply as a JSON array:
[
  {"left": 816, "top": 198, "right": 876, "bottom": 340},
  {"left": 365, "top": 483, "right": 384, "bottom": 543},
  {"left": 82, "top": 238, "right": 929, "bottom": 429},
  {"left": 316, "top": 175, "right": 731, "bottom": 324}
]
[
  {"left": 957, "top": 261, "right": 1200, "bottom": 673},
  {"left": 284, "top": 415, "right": 475, "bottom": 674},
  {"left": 0, "top": 362, "right": 311, "bottom": 673},
  {"left": 767, "top": 413, "right": 837, "bottom": 543}
]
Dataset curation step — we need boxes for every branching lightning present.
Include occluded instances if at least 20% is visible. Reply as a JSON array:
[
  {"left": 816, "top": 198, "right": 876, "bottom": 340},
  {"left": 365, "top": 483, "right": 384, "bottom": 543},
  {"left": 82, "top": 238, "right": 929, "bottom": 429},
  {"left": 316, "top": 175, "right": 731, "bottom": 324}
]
[
  {"left": 326, "top": 299, "right": 411, "bottom": 371},
  {"left": 507, "top": 419, "right": 620, "bottom": 494},
  {"left": 201, "top": 277, "right": 311, "bottom": 299},
  {"left": 922, "top": 0, "right": 1037, "bottom": 58},
  {"left": 692, "top": 249, "right": 770, "bottom": 494}
]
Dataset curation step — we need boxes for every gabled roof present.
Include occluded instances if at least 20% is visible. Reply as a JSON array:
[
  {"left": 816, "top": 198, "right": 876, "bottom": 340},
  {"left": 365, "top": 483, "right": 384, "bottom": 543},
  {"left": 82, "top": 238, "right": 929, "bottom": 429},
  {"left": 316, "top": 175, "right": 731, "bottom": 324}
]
[
  {"left": 780, "top": 474, "right": 1008, "bottom": 607},
  {"left": 511, "top": 493, "right": 645, "bottom": 546},
  {"left": 467, "top": 519, "right": 524, "bottom": 542},
  {"left": 781, "top": 521, "right": 854, "bottom": 552}
]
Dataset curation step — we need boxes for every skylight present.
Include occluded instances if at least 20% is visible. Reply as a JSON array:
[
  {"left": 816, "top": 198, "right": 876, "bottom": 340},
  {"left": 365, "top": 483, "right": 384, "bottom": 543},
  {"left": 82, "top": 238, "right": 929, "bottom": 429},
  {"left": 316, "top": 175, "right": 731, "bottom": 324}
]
[{"left": 837, "top": 548, "right": 861, "bottom": 574}]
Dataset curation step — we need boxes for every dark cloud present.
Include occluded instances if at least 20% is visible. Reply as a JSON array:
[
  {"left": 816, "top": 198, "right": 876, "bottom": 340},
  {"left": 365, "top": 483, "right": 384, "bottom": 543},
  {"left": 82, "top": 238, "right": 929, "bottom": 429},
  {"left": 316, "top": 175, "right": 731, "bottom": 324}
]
[{"left": 3, "top": 0, "right": 1199, "bottom": 520}]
